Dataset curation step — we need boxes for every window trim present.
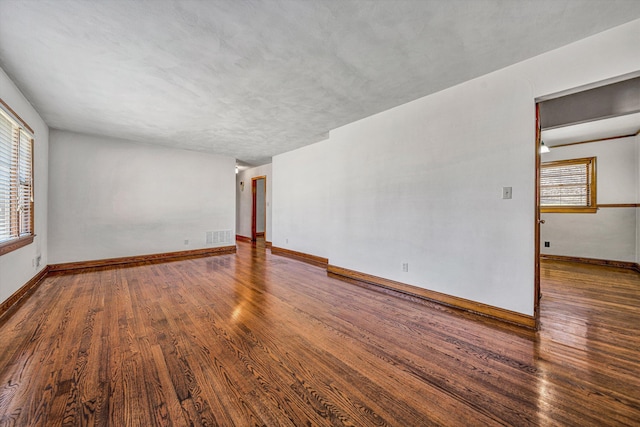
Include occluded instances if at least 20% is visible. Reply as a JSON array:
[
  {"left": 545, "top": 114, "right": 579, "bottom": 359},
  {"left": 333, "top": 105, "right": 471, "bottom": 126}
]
[
  {"left": 0, "top": 97, "right": 35, "bottom": 256},
  {"left": 0, "top": 98, "right": 34, "bottom": 134},
  {"left": 0, "top": 235, "right": 34, "bottom": 256},
  {"left": 540, "top": 157, "right": 597, "bottom": 214}
]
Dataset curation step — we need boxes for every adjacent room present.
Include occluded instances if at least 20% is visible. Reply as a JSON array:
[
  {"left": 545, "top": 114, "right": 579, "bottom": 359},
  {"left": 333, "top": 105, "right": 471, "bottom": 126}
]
[{"left": 1, "top": 1, "right": 639, "bottom": 425}]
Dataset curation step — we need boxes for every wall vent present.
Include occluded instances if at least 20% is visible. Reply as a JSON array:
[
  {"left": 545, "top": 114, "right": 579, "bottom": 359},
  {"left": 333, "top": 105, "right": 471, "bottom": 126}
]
[{"left": 206, "top": 230, "right": 232, "bottom": 245}]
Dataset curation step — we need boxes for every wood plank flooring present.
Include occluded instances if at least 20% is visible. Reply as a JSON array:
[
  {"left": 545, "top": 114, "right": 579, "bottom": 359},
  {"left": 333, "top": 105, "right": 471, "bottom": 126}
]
[{"left": 0, "top": 242, "right": 639, "bottom": 426}]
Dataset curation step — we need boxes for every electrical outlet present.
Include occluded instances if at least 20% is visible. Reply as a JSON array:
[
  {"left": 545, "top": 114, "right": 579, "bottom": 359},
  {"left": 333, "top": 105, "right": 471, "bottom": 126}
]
[
  {"left": 502, "top": 187, "right": 512, "bottom": 199},
  {"left": 544, "top": 241, "right": 550, "bottom": 247},
  {"left": 184, "top": 239, "right": 189, "bottom": 245},
  {"left": 402, "top": 262, "right": 409, "bottom": 272},
  {"left": 286, "top": 238, "right": 289, "bottom": 244}
]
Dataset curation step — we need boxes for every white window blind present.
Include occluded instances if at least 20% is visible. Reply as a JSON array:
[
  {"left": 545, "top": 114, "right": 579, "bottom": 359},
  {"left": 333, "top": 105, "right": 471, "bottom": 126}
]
[
  {"left": 0, "top": 106, "right": 33, "bottom": 244},
  {"left": 540, "top": 157, "right": 596, "bottom": 211},
  {"left": 18, "top": 129, "right": 33, "bottom": 236},
  {"left": 0, "top": 112, "right": 14, "bottom": 242}
]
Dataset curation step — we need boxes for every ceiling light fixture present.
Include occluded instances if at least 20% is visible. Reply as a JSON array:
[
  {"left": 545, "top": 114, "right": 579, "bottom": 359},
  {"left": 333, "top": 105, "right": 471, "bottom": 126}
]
[{"left": 540, "top": 141, "right": 550, "bottom": 154}]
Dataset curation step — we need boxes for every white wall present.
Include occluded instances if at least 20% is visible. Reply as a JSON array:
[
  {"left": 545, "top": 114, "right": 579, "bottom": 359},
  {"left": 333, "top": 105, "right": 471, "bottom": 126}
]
[
  {"left": 541, "top": 136, "right": 638, "bottom": 262},
  {"left": 236, "top": 163, "right": 272, "bottom": 241},
  {"left": 48, "top": 130, "right": 235, "bottom": 264},
  {"left": 0, "top": 66, "right": 49, "bottom": 305},
  {"left": 273, "top": 142, "right": 331, "bottom": 258},
  {"left": 273, "top": 19, "right": 640, "bottom": 316}
]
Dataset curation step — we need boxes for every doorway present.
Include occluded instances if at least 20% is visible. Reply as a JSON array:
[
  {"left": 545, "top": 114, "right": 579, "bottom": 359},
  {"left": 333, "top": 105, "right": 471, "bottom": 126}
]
[
  {"left": 251, "top": 176, "right": 266, "bottom": 242},
  {"left": 535, "top": 75, "right": 640, "bottom": 328}
]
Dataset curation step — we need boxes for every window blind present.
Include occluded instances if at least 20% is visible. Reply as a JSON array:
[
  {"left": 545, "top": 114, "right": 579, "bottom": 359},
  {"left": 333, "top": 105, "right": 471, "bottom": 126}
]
[
  {"left": 540, "top": 158, "right": 595, "bottom": 208},
  {"left": 0, "top": 107, "right": 33, "bottom": 244},
  {"left": 0, "top": 112, "right": 13, "bottom": 242},
  {"left": 18, "top": 129, "right": 33, "bottom": 236}
]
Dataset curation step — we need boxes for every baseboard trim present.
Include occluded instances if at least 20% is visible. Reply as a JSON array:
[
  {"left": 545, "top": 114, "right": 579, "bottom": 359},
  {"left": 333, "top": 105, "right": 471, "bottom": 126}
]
[
  {"left": 236, "top": 235, "right": 252, "bottom": 243},
  {"left": 327, "top": 265, "right": 537, "bottom": 329},
  {"left": 0, "top": 266, "right": 50, "bottom": 322},
  {"left": 541, "top": 254, "right": 640, "bottom": 272},
  {"left": 49, "top": 246, "right": 237, "bottom": 273},
  {"left": 271, "top": 246, "right": 329, "bottom": 268},
  {"left": 266, "top": 241, "right": 273, "bottom": 248}
]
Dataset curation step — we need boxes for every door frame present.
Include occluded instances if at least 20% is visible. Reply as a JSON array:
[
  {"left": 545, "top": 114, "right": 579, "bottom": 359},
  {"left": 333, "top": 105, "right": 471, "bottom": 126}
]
[
  {"left": 533, "top": 72, "right": 640, "bottom": 330},
  {"left": 251, "top": 176, "right": 267, "bottom": 242},
  {"left": 534, "top": 103, "right": 542, "bottom": 329}
]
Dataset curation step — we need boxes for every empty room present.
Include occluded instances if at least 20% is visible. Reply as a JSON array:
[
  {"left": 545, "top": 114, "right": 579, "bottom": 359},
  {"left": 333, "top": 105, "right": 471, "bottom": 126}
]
[{"left": 1, "top": 1, "right": 639, "bottom": 425}]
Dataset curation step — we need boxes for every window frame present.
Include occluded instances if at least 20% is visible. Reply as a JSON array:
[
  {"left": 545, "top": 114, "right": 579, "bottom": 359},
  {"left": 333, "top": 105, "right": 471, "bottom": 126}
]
[
  {"left": 0, "top": 98, "right": 35, "bottom": 256},
  {"left": 540, "top": 156, "right": 597, "bottom": 214}
]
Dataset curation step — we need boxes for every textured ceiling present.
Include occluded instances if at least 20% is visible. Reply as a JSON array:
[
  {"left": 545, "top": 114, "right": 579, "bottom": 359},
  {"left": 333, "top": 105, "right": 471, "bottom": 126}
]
[{"left": 1, "top": 1, "right": 640, "bottom": 166}]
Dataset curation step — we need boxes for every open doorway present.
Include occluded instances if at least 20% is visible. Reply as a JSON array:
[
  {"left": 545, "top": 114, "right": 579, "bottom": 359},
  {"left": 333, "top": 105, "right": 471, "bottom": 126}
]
[
  {"left": 535, "top": 75, "right": 640, "bottom": 327},
  {"left": 252, "top": 176, "right": 266, "bottom": 242}
]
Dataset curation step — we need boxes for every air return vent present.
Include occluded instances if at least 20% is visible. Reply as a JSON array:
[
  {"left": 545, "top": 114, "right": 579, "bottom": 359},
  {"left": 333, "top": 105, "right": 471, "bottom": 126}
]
[{"left": 206, "top": 230, "right": 232, "bottom": 245}]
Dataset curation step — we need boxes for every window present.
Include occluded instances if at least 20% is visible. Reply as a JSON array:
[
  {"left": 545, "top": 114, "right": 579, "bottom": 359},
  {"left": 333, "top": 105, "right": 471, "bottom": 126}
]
[
  {"left": 540, "top": 157, "right": 596, "bottom": 213},
  {"left": 0, "top": 100, "right": 34, "bottom": 255}
]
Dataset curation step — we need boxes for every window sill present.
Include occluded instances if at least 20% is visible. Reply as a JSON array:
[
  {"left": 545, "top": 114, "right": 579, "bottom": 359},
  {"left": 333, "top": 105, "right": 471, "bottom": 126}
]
[
  {"left": 0, "top": 235, "right": 34, "bottom": 256},
  {"left": 540, "top": 207, "right": 597, "bottom": 214}
]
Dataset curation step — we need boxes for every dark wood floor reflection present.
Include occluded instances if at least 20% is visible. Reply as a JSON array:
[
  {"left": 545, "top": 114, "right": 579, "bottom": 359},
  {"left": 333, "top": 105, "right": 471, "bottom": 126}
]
[{"left": 1, "top": 243, "right": 639, "bottom": 426}]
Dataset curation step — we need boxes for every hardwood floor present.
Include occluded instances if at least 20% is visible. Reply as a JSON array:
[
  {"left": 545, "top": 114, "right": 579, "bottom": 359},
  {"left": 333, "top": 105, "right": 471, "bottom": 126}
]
[{"left": 0, "top": 243, "right": 639, "bottom": 426}]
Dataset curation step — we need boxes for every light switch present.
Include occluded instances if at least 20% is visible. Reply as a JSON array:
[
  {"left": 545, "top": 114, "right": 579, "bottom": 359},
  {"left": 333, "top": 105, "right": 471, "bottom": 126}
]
[{"left": 502, "top": 187, "right": 512, "bottom": 199}]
